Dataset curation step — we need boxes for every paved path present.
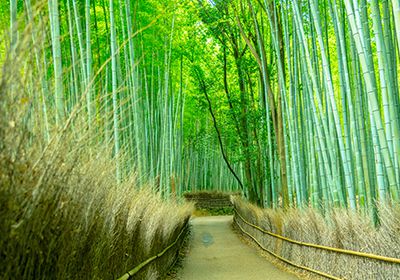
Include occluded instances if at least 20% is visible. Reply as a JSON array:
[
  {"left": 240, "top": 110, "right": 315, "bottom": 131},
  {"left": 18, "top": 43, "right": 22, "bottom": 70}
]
[{"left": 178, "top": 216, "right": 298, "bottom": 280}]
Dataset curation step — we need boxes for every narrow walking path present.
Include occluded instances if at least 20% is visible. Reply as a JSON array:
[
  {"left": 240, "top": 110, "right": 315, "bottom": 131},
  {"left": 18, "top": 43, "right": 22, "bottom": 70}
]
[{"left": 178, "top": 216, "right": 298, "bottom": 280}]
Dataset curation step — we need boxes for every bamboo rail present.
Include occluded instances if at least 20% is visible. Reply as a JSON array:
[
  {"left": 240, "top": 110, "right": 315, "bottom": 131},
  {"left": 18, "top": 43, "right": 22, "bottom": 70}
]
[
  {"left": 234, "top": 208, "right": 400, "bottom": 264},
  {"left": 117, "top": 222, "right": 189, "bottom": 280},
  {"left": 233, "top": 216, "right": 342, "bottom": 280}
]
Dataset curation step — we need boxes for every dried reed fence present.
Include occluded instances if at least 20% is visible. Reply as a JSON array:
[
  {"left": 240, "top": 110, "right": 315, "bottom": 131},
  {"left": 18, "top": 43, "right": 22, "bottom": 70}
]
[
  {"left": 232, "top": 197, "right": 400, "bottom": 280},
  {"left": 0, "top": 22, "right": 193, "bottom": 280},
  {"left": 117, "top": 221, "right": 190, "bottom": 280}
]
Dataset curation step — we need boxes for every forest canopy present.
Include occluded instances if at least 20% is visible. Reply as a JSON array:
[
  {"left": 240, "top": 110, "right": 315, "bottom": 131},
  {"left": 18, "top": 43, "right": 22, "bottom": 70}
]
[{"left": 2, "top": 0, "right": 400, "bottom": 219}]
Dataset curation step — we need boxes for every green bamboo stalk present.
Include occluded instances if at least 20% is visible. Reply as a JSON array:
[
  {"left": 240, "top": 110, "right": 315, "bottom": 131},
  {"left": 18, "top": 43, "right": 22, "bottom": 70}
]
[
  {"left": 109, "top": 0, "right": 121, "bottom": 182},
  {"left": 25, "top": 0, "right": 51, "bottom": 142},
  {"left": 85, "top": 0, "right": 93, "bottom": 127},
  {"left": 10, "top": 0, "right": 17, "bottom": 50},
  {"left": 307, "top": 0, "right": 356, "bottom": 209},
  {"left": 48, "top": 0, "right": 66, "bottom": 124},
  {"left": 343, "top": 0, "right": 398, "bottom": 201}
]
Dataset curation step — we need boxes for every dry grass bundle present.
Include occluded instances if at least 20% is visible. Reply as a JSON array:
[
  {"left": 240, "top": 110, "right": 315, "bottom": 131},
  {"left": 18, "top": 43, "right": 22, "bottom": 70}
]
[
  {"left": 232, "top": 197, "right": 400, "bottom": 280},
  {"left": 0, "top": 28, "right": 193, "bottom": 280}
]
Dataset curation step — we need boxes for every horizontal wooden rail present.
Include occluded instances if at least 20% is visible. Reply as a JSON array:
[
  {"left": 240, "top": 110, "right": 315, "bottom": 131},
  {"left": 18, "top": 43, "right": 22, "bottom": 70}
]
[
  {"left": 234, "top": 208, "right": 400, "bottom": 264},
  {"left": 117, "top": 222, "right": 189, "bottom": 280},
  {"left": 233, "top": 216, "right": 342, "bottom": 280}
]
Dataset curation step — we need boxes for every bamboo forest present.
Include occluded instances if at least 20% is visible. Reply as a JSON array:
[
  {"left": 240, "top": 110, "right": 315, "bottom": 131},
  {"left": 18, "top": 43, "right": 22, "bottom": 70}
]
[{"left": 1, "top": 0, "right": 400, "bottom": 279}]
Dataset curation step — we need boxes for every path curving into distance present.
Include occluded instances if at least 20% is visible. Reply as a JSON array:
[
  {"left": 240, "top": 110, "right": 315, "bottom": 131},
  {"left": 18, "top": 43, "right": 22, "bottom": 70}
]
[{"left": 178, "top": 216, "right": 298, "bottom": 280}]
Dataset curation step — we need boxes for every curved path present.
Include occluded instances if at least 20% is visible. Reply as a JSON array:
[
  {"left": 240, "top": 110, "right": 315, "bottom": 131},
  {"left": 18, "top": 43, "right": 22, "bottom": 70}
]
[{"left": 178, "top": 216, "right": 298, "bottom": 280}]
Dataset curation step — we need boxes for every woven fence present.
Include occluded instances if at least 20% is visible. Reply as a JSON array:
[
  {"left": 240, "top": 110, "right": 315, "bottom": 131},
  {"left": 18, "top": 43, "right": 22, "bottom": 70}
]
[{"left": 232, "top": 197, "right": 400, "bottom": 280}]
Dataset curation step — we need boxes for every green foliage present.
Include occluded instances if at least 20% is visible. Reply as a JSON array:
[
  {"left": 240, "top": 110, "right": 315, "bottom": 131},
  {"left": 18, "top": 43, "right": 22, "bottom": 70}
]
[{"left": 3, "top": 0, "right": 400, "bottom": 217}]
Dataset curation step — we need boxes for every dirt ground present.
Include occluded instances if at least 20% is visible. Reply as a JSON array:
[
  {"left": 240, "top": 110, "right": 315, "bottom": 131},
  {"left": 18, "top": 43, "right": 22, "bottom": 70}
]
[{"left": 176, "top": 216, "right": 299, "bottom": 280}]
